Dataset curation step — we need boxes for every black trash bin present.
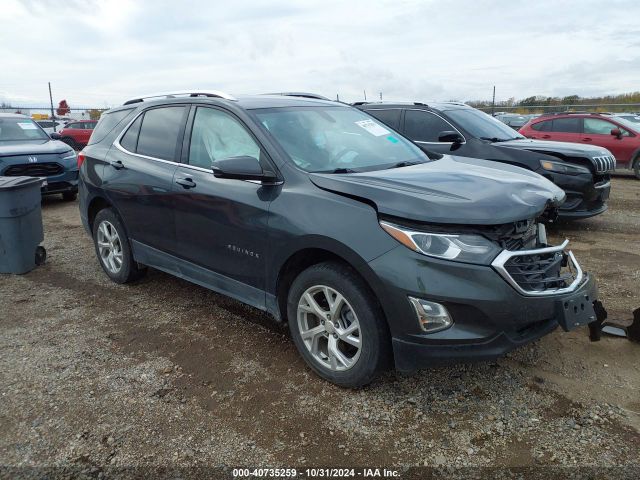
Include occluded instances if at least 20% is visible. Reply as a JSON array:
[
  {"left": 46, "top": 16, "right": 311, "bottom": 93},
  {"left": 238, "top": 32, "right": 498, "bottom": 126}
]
[{"left": 0, "top": 176, "right": 46, "bottom": 274}]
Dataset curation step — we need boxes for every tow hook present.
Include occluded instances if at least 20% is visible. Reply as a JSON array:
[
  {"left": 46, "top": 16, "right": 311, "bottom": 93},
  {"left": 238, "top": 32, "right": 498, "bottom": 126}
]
[{"left": 589, "top": 303, "right": 640, "bottom": 343}]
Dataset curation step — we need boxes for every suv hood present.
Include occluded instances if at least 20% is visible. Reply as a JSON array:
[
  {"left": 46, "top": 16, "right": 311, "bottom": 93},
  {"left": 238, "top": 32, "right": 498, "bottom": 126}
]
[
  {"left": 0, "top": 139, "right": 72, "bottom": 157},
  {"left": 309, "top": 155, "right": 565, "bottom": 225},
  {"left": 497, "top": 138, "right": 612, "bottom": 158}
]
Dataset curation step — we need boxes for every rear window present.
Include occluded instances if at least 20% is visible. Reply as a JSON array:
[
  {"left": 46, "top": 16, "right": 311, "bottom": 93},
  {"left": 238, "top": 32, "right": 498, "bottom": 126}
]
[
  {"left": 531, "top": 120, "right": 552, "bottom": 132},
  {"left": 135, "top": 106, "right": 186, "bottom": 161},
  {"left": 365, "top": 109, "right": 402, "bottom": 130},
  {"left": 88, "top": 108, "right": 135, "bottom": 145},
  {"left": 551, "top": 117, "right": 580, "bottom": 133}
]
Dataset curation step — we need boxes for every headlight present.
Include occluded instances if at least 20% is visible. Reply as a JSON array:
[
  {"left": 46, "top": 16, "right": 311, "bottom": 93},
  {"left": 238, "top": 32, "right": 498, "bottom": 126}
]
[
  {"left": 380, "top": 221, "right": 501, "bottom": 264},
  {"left": 59, "top": 150, "right": 76, "bottom": 160},
  {"left": 539, "top": 159, "right": 590, "bottom": 175}
]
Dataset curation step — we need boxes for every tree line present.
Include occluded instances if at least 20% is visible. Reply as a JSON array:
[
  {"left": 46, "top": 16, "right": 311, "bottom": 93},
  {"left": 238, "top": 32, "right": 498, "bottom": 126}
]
[{"left": 467, "top": 92, "right": 640, "bottom": 113}]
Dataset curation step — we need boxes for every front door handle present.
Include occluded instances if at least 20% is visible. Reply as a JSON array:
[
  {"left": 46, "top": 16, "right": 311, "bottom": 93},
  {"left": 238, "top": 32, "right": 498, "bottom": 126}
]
[
  {"left": 582, "top": 137, "right": 592, "bottom": 142},
  {"left": 175, "top": 177, "right": 196, "bottom": 189},
  {"left": 542, "top": 134, "right": 551, "bottom": 139},
  {"left": 110, "top": 160, "right": 125, "bottom": 170}
]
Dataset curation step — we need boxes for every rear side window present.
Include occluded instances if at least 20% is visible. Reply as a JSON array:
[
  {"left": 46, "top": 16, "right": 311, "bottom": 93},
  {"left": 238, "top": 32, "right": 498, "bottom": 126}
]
[
  {"left": 366, "top": 109, "right": 402, "bottom": 130},
  {"left": 551, "top": 117, "right": 580, "bottom": 133},
  {"left": 531, "top": 120, "right": 552, "bottom": 132},
  {"left": 404, "top": 110, "right": 455, "bottom": 142},
  {"left": 119, "top": 114, "right": 143, "bottom": 152},
  {"left": 136, "top": 107, "right": 186, "bottom": 161},
  {"left": 88, "top": 108, "right": 135, "bottom": 145}
]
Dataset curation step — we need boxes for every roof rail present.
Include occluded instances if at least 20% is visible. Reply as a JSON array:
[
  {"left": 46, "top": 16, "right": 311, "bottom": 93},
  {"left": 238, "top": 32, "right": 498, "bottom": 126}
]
[
  {"left": 264, "top": 92, "right": 331, "bottom": 101},
  {"left": 123, "top": 90, "right": 236, "bottom": 105}
]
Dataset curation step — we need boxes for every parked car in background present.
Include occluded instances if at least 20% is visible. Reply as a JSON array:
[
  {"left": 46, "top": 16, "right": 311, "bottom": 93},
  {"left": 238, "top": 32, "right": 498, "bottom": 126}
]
[
  {"left": 520, "top": 112, "right": 640, "bottom": 178},
  {"left": 495, "top": 113, "right": 531, "bottom": 130},
  {"left": 79, "top": 91, "right": 600, "bottom": 387},
  {"left": 58, "top": 120, "right": 97, "bottom": 150},
  {"left": 613, "top": 113, "right": 640, "bottom": 124},
  {"left": 0, "top": 113, "right": 78, "bottom": 200},
  {"left": 35, "top": 119, "right": 67, "bottom": 135},
  {"left": 355, "top": 102, "right": 614, "bottom": 219}
]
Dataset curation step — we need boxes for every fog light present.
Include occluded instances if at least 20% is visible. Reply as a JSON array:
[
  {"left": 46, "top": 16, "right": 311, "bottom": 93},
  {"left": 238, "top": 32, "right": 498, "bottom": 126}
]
[{"left": 408, "top": 297, "right": 453, "bottom": 333}]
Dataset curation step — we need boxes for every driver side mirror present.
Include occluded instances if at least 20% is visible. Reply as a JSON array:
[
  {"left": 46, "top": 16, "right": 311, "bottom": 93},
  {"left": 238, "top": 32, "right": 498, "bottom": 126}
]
[
  {"left": 50, "top": 132, "right": 61, "bottom": 140},
  {"left": 212, "top": 156, "right": 278, "bottom": 182},
  {"left": 438, "top": 131, "right": 464, "bottom": 144},
  {"left": 610, "top": 128, "right": 623, "bottom": 139}
]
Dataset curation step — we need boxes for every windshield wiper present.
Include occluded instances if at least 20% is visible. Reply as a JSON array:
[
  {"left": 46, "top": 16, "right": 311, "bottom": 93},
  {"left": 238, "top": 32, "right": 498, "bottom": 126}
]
[
  {"left": 385, "top": 160, "right": 427, "bottom": 169},
  {"left": 480, "top": 136, "right": 521, "bottom": 143},
  {"left": 313, "top": 167, "right": 359, "bottom": 174}
]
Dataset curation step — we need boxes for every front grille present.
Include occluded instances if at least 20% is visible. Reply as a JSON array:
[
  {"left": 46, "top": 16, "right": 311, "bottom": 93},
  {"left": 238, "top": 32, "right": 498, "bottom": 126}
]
[
  {"left": 592, "top": 155, "right": 616, "bottom": 173},
  {"left": 3, "top": 162, "right": 63, "bottom": 177},
  {"left": 492, "top": 240, "right": 583, "bottom": 296}
]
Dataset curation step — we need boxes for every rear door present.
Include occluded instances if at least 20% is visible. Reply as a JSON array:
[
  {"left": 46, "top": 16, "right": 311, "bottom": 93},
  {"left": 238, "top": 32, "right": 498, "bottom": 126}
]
[
  {"left": 172, "top": 106, "right": 273, "bottom": 307},
  {"left": 104, "top": 105, "right": 188, "bottom": 255},
  {"left": 581, "top": 117, "right": 636, "bottom": 163},
  {"left": 547, "top": 116, "right": 582, "bottom": 144},
  {"left": 78, "top": 122, "right": 95, "bottom": 145}
]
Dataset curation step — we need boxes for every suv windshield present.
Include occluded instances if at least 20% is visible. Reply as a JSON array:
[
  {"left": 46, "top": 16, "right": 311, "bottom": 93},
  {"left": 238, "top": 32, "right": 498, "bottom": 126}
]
[
  {"left": 446, "top": 108, "right": 525, "bottom": 142},
  {"left": 0, "top": 117, "right": 49, "bottom": 142},
  {"left": 253, "top": 106, "right": 427, "bottom": 172}
]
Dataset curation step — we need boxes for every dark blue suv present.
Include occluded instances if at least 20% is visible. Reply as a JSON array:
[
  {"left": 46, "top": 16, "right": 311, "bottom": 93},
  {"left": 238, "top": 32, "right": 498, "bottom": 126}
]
[{"left": 78, "top": 91, "right": 601, "bottom": 387}]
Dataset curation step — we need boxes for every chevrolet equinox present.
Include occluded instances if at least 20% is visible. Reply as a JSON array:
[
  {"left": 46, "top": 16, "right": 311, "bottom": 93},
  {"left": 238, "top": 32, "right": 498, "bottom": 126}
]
[{"left": 78, "top": 91, "right": 600, "bottom": 387}]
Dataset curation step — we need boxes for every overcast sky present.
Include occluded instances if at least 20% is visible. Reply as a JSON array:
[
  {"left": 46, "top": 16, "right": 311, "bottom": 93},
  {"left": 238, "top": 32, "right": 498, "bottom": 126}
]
[{"left": 1, "top": 0, "right": 639, "bottom": 108}]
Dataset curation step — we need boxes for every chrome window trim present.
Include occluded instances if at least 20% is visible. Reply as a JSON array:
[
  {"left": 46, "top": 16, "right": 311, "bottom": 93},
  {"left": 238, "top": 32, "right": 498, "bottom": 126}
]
[
  {"left": 404, "top": 108, "right": 467, "bottom": 145},
  {"left": 491, "top": 239, "right": 584, "bottom": 297}
]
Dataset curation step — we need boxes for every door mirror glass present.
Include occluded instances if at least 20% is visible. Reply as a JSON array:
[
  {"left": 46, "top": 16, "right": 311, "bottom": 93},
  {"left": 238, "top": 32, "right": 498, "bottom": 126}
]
[{"left": 438, "top": 130, "right": 464, "bottom": 143}]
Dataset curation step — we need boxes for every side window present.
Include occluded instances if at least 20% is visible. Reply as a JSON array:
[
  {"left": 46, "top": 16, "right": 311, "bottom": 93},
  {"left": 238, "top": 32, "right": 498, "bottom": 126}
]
[
  {"left": 404, "top": 110, "right": 457, "bottom": 142},
  {"left": 119, "top": 114, "right": 143, "bottom": 152},
  {"left": 66, "top": 123, "right": 78, "bottom": 129},
  {"left": 86, "top": 122, "right": 96, "bottom": 130},
  {"left": 584, "top": 118, "right": 616, "bottom": 135},
  {"left": 531, "top": 120, "right": 551, "bottom": 131},
  {"left": 366, "top": 109, "right": 402, "bottom": 130},
  {"left": 136, "top": 106, "right": 186, "bottom": 161},
  {"left": 88, "top": 108, "right": 134, "bottom": 145},
  {"left": 188, "top": 107, "right": 261, "bottom": 169},
  {"left": 551, "top": 117, "right": 580, "bottom": 133}
]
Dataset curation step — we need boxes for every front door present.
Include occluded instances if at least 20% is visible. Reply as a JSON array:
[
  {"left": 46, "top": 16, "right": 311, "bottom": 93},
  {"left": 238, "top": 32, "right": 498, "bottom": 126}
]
[
  {"left": 172, "top": 106, "right": 274, "bottom": 307},
  {"left": 401, "top": 109, "right": 465, "bottom": 155},
  {"left": 581, "top": 117, "right": 637, "bottom": 164}
]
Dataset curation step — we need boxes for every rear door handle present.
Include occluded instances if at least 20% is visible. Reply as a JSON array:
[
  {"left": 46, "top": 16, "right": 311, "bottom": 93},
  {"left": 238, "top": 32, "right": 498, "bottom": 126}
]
[
  {"left": 582, "top": 137, "right": 592, "bottom": 142},
  {"left": 110, "top": 160, "right": 124, "bottom": 169},
  {"left": 542, "top": 135, "right": 551, "bottom": 139},
  {"left": 175, "top": 177, "right": 196, "bottom": 189}
]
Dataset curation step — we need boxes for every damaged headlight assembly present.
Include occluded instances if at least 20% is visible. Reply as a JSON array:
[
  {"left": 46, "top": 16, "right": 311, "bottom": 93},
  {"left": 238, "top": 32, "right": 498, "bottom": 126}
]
[
  {"left": 539, "top": 159, "right": 590, "bottom": 175},
  {"left": 379, "top": 221, "right": 501, "bottom": 265}
]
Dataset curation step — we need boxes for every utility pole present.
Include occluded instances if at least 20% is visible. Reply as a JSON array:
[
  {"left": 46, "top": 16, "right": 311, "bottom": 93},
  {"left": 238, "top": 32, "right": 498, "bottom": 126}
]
[
  {"left": 491, "top": 85, "right": 496, "bottom": 116},
  {"left": 379, "top": 92, "right": 382, "bottom": 100},
  {"left": 48, "top": 82, "right": 56, "bottom": 131},
  {"left": 336, "top": 93, "right": 340, "bottom": 102},
  {"left": 364, "top": 90, "right": 367, "bottom": 101}
]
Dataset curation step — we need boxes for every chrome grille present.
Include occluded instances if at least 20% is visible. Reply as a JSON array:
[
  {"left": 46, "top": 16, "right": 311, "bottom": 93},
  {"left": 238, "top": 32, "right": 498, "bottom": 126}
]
[
  {"left": 592, "top": 155, "right": 616, "bottom": 173},
  {"left": 492, "top": 240, "right": 583, "bottom": 296}
]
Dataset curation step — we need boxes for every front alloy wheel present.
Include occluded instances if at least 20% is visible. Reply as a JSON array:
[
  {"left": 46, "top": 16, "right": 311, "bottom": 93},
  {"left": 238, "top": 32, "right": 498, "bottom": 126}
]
[{"left": 297, "top": 285, "right": 362, "bottom": 371}]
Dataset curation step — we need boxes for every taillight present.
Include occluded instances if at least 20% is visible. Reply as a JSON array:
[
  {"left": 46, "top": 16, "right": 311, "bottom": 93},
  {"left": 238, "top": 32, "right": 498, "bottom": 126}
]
[{"left": 77, "top": 151, "right": 86, "bottom": 169}]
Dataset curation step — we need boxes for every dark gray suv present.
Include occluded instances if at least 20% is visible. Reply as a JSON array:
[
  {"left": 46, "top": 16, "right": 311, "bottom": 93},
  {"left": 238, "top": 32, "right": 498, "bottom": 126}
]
[{"left": 78, "top": 91, "right": 600, "bottom": 387}]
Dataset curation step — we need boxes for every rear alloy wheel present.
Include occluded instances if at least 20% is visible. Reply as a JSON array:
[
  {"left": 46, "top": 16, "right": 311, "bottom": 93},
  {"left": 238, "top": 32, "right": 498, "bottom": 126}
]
[
  {"left": 288, "top": 262, "right": 390, "bottom": 388},
  {"left": 92, "top": 208, "right": 146, "bottom": 283}
]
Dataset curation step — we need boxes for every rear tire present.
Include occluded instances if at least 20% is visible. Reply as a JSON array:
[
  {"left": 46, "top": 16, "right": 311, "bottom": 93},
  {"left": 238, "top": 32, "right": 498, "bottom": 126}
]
[
  {"left": 287, "top": 261, "right": 391, "bottom": 388},
  {"left": 92, "top": 208, "right": 146, "bottom": 284},
  {"left": 634, "top": 155, "right": 640, "bottom": 179}
]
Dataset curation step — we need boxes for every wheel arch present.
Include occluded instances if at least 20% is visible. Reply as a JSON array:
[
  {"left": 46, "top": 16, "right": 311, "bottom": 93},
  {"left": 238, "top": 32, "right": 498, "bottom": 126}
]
[{"left": 271, "top": 236, "right": 390, "bottom": 326}]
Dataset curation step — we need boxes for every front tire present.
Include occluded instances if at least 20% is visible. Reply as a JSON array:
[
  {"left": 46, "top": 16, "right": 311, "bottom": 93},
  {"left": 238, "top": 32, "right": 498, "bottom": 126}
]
[
  {"left": 287, "top": 262, "right": 391, "bottom": 388},
  {"left": 92, "top": 208, "right": 146, "bottom": 284},
  {"left": 634, "top": 155, "right": 640, "bottom": 180},
  {"left": 62, "top": 191, "right": 77, "bottom": 201}
]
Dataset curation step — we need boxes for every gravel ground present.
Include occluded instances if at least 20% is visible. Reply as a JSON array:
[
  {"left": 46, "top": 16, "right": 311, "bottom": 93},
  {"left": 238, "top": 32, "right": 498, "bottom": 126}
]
[{"left": 1, "top": 174, "right": 639, "bottom": 478}]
